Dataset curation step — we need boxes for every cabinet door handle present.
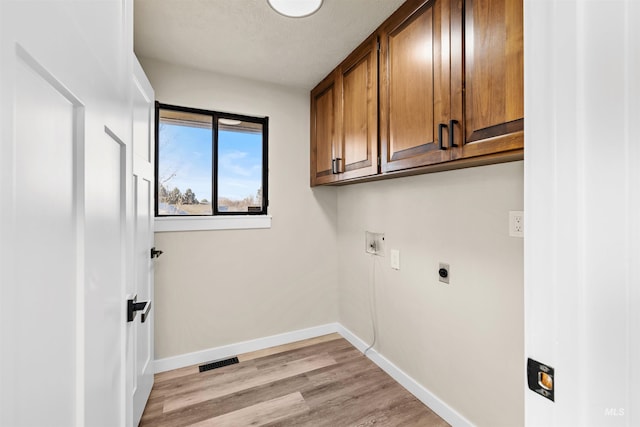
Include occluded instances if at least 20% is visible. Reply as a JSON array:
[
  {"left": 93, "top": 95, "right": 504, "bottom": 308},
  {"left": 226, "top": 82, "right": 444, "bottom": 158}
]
[
  {"left": 438, "top": 123, "right": 447, "bottom": 150},
  {"left": 449, "top": 120, "right": 459, "bottom": 148},
  {"left": 332, "top": 158, "right": 343, "bottom": 174}
]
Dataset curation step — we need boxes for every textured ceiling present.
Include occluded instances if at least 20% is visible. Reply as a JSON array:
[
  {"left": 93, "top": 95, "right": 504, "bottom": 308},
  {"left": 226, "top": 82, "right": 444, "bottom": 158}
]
[{"left": 134, "top": 0, "right": 406, "bottom": 90}]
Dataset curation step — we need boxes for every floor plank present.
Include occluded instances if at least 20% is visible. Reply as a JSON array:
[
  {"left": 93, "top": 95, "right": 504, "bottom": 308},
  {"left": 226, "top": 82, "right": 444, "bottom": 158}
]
[
  {"left": 163, "top": 353, "right": 336, "bottom": 413},
  {"left": 238, "top": 333, "right": 342, "bottom": 362},
  {"left": 190, "top": 392, "right": 309, "bottom": 427},
  {"left": 140, "top": 335, "right": 450, "bottom": 427}
]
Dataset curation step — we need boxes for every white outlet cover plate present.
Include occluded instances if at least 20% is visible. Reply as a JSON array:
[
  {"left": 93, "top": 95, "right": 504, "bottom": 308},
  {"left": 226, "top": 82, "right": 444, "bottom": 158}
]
[
  {"left": 390, "top": 249, "right": 400, "bottom": 270},
  {"left": 509, "top": 211, "right": 524, "bottom": 238}
]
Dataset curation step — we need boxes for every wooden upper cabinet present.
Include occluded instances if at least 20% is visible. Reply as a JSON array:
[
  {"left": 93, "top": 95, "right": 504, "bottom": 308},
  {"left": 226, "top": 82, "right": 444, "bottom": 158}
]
[
  {"left": 339, "top": 36, "right": 379, "bottom": 181},
  {"left": 450, "top": 0, "right": 524, "bottom": 159},
  {"left": 310, "top": 71, "right": 339, "bottom": 186},
  {"left": 380, "top": 0, "right": 450, "bottom": 173},
  {"left": 310, "top": 36, "right": 379, "bottom": 186},
  {"left": 310, "top": 0, "right": 524, "bottom": 186}
]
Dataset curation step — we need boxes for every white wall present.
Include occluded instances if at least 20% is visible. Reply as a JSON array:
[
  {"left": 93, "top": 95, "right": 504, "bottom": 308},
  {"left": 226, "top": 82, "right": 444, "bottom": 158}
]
[
  {"left": 139, "top": 57, "right": 338, "bottom": 360},
  {"left": 337, "top": 161, "right": 524, "bottom": 427},
  {"left": 524, "top": 1, "right": 640, "bottom": 426}
]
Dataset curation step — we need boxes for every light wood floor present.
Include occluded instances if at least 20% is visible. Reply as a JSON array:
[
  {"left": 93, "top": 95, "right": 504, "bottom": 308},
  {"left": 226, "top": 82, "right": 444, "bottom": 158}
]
[{"left": 140, "top": 334, "right": 450, "bottom": 426}]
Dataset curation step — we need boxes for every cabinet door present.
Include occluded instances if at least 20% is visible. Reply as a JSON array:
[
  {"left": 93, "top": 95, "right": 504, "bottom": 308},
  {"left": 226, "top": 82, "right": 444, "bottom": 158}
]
[
  {"left": 451, "top": 0, "right": 524, "bottom": 159},
  {"left": 338, "top": 36, "right": 379, "bottom": 181},
  {"left": 310, "top": 72, "right": 340, "bottom": 186},
  {"left": 380, "top": 0, "right": 451, "bottom": 173}
]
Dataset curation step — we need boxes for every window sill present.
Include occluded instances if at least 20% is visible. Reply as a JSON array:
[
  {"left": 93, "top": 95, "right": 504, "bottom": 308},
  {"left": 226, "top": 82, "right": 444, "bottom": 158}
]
[{"left": 155, "top": 215, "right": 272, "bottom": 232}]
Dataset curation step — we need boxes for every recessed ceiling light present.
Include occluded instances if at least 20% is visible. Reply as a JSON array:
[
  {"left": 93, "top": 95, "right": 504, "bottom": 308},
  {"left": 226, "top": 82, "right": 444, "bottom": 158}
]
[
  {"left": 219, "top": 118, "right": 242, "bottom": 126},
  {"left": 267, "top": 0, "right": 323, "bottom": 18}
]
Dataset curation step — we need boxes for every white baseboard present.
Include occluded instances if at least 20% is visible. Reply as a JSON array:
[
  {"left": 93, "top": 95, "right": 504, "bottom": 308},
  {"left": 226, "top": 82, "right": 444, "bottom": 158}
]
[
  {"left": 336, "top": 324, "right": 474, "bottom": 427},
  {"left": 154, "top": 323, "right": 340, "bottom": 373},
  {"left": 154, "top": 322, "right": 473, "bottom": 427}
]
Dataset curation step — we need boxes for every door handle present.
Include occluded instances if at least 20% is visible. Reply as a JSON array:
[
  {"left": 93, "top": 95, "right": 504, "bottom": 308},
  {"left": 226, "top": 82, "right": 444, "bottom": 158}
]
[
  {"left": 127, "top": 295, "right": 151, "bottom": 322},
  {"left": 449, "top": 119, "right": 459, "bottom": 148},
  {"left": 141, "top": 300, "right": 152, "bottom": 323},
  {"left": 438, "top": 123, "right": 447, "bottom": 150},
  {"left": 150, "top": 247, "right": 163, "bottom": 259}
]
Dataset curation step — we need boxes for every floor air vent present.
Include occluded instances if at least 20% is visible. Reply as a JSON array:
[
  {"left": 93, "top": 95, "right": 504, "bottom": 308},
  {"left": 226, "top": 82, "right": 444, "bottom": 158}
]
[{"left": 199, "top": 356, "right": 239, "bottom": 372}]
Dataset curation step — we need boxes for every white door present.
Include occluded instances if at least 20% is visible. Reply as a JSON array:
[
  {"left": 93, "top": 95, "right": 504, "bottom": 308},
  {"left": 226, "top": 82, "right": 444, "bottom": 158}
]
[
  {"left": 0, "top": 0, "right": 135, "bottom": 426},
  {"left": 129, "top": 58, "right": 156, "bottom": 426}
]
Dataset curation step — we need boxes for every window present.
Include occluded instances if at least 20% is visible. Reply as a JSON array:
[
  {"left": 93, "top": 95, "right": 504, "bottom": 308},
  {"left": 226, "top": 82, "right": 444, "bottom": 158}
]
[{"left": 155, "top": 103, "right": 268, "bottom": 217}]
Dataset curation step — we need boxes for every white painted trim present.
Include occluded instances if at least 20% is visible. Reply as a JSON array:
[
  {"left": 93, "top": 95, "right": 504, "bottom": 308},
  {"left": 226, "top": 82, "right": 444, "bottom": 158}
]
[
  {"left": 154, "top": 215, "right": 271, "bottom": 232},
  {"left": 336, "top": 325, "right": 474, "bottom": 427},
  {"left": 155, "top": 322, "right": 473, "bottom": 427},
  {"left": 154, "top": 323, "right": 339, "bottom": 373}
]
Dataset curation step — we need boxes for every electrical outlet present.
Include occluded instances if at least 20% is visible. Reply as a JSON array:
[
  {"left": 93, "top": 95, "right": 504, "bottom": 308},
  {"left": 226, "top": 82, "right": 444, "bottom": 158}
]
[
  {"left": 365, "top": 231, "right": 385, "bottom": 256},
  {"left": 509, "top": 211, "right": 524, "bottom": 238}
]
